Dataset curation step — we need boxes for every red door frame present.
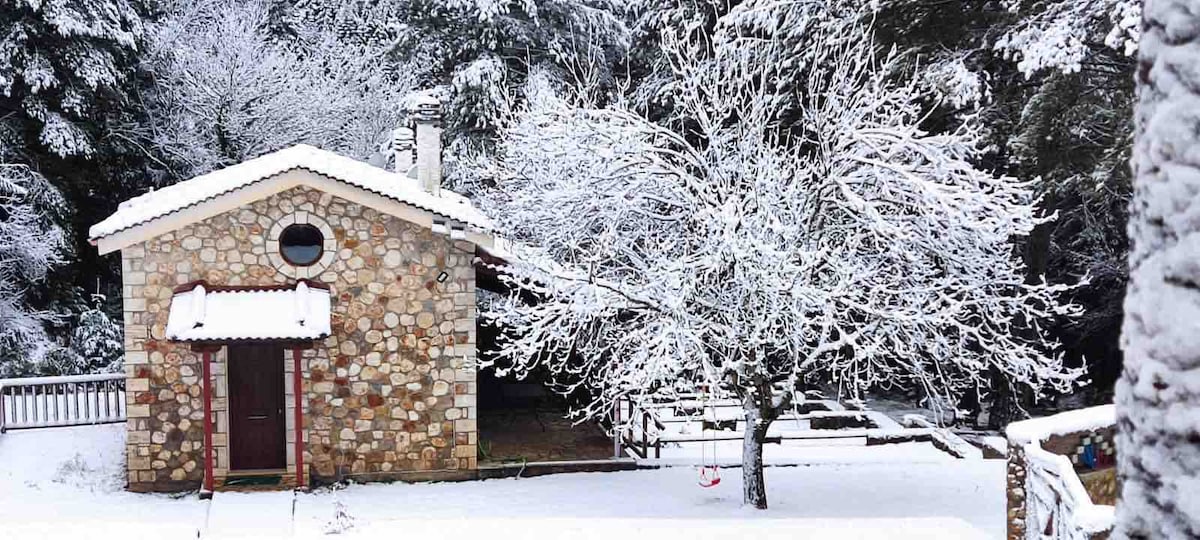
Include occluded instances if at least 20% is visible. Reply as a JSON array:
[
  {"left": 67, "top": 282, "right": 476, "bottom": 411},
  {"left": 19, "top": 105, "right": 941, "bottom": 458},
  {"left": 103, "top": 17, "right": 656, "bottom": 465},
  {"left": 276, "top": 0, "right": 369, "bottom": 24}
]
[
  {"left": 196, "top": 342, "right": 308, "bottom": 490},
  {"left": 291, "top": 347, "right": 306, "bottom": 488},
  {"left": 202, "top": 350, "right": 214, "bottom": 493}
]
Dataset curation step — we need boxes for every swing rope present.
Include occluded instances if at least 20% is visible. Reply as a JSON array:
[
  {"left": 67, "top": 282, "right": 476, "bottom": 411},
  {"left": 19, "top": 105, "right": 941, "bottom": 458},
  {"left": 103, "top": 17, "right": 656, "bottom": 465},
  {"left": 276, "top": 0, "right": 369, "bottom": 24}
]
[{"left": 698, "top": 391, "right": 721, "bottom": 488}]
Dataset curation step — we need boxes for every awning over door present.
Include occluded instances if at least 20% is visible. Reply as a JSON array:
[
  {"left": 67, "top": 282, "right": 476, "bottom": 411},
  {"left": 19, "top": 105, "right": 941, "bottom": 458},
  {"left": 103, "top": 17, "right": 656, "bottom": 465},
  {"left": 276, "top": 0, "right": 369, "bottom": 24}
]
[{"left": 165, "top": 280, "right": 332, "bottom": 342}]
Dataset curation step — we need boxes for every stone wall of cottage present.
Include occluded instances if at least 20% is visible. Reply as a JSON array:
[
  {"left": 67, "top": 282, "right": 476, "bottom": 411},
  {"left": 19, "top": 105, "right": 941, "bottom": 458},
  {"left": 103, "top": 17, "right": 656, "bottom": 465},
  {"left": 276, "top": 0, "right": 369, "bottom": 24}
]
[{"left": 122, "top": 184, "right": 477, "bottom": 492}]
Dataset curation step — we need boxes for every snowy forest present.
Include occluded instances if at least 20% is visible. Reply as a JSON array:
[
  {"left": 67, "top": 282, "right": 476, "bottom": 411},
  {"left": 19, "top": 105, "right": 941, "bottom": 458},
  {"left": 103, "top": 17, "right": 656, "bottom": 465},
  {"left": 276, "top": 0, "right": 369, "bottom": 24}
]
[{"left": 0, "top": 0, "right": 1137, "bottom": 417}]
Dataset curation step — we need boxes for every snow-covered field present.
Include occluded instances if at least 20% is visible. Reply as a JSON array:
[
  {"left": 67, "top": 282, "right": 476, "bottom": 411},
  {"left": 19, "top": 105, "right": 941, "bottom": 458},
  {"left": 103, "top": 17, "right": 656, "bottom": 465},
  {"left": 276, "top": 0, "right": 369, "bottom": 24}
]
[{"left": 0, "top": 424, "right": 1005, "bottom": 539}]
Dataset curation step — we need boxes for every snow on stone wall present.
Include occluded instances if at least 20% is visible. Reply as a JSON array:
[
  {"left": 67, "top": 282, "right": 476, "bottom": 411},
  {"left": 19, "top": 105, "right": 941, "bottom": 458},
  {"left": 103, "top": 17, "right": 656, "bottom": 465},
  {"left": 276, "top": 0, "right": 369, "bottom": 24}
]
[{"left": 1005, "top": 406, "right": 1116, "bottom": 540}]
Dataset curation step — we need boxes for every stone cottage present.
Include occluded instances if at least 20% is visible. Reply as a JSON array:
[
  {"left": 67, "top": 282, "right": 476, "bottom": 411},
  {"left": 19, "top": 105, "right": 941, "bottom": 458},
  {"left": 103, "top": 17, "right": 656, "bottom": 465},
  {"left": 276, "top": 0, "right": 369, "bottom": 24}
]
[{"left": 89, "top": 105, "right": 497, "bottom": 492}]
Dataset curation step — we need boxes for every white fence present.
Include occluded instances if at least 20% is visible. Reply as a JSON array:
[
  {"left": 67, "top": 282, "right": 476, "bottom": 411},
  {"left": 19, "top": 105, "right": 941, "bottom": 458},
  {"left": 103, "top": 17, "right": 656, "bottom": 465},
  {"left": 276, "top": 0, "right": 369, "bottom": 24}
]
[
  {"left": 1023, "top": 445, "right": 1114, "bottom": 540},
  {"left": 618, "top": 395, "right": 979, "bottom": 462},
  {"left": 0, "top": 373, "right": 126, "bottom": 432}
]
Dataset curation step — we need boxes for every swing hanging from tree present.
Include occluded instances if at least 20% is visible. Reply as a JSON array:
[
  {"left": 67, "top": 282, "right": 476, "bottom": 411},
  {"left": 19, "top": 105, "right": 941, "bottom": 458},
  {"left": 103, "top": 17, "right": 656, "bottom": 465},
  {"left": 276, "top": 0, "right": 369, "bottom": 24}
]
[{"left": 697, "top": 392, "right": 721, "bottom": 488}]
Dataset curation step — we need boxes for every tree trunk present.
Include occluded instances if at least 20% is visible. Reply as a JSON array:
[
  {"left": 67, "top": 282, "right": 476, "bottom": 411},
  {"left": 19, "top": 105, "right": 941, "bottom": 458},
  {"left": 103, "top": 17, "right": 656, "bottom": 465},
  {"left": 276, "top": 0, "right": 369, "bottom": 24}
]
[
  {"left": 742, "top": 405, "right": 771, "bottom": 509},
  {"left": 1117, "top": 2, "right": 1200, "bottom": 537}
]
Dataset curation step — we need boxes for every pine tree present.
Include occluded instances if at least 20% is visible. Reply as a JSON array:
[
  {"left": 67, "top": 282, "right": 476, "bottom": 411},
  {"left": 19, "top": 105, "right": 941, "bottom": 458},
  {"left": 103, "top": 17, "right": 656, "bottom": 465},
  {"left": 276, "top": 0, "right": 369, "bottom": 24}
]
[
  {"left": 0, "top": 0, "right": 155, "bottom": 375},
  {"left": 0, "top": 0, "right": 149, "bottom": 158},
  {"left": 1115, "top": 0, "right": 1200, "bottom": 536},
  {"left": 67, "top": 300, "right": 124, "bottom": 374},
  {"left": 275, "top": 0, "right": 631, "bottom": 176},
  {"left": 870, "top": 0, "right": 1140, "bottom": 405}
]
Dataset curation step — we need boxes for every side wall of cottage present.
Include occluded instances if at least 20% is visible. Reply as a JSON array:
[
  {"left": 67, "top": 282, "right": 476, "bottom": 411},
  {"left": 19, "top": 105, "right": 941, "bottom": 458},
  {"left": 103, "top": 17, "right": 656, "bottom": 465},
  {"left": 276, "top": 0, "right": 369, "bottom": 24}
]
[{"left": 122, "top": 182, "right": 477, "bottom": 492}]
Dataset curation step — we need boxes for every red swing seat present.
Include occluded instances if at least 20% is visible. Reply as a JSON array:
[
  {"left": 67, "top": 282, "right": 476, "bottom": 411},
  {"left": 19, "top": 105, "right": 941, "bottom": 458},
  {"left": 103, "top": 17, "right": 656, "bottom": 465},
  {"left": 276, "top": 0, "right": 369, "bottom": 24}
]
[{"left": 698, "top": 465, "right": 721, "bottom": 487}]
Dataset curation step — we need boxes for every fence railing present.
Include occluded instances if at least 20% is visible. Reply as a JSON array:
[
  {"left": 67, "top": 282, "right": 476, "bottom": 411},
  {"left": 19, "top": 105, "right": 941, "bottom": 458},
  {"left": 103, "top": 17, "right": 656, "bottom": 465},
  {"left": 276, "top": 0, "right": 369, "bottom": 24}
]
[
  {"left": 0, "top": 373, "right": 126, "bottom": 432},
  {"left": 617, "top": 396, "right": 979, "bottom": 461},
  {"left": 1023, "top": 446, "right": 1114, "bottom": 540}
]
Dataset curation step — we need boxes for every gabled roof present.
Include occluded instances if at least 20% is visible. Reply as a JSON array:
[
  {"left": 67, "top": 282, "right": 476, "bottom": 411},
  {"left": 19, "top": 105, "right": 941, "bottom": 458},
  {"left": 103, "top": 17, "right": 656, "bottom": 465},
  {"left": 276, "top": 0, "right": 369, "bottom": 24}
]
[
  {"left": 165, "top": 280, "right": 332, "bottom": 342},
  {"left": 89, "top": 144, "right": 493, "bottom": 244}
]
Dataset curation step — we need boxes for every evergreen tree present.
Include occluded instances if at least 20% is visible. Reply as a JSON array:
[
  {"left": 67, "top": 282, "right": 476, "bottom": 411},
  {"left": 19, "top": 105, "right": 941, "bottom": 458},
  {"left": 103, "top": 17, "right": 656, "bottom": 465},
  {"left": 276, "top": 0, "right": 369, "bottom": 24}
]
[
  {"left": 275, "top": 0, "right": 631, "bottom": 193},
  {"left": 871, "top": 0, "right": 1139, "bottom": 406},
  {"left": 0, "top": 0, "right": 149, "bottom": 158},
  {"left": 39, "top": 298, "right": 124, "bottom": 376},
  {"left": 0, "top": 0, "right": 156, "bottom": 376},
  {"left": 0, "top": 164, "right": 68, "bottom": 377}
]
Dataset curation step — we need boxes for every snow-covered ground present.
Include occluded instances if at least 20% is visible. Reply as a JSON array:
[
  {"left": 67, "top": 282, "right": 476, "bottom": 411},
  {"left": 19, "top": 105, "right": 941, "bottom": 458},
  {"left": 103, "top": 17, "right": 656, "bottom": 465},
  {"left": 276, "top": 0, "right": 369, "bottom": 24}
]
[{"left": 0, "top": 424, "right": 1005, "bottom": 539}]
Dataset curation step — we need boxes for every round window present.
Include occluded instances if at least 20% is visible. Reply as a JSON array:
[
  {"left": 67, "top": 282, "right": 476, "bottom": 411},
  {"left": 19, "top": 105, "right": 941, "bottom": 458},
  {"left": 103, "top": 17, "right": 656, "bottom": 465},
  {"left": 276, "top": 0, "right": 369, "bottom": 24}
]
[{"left": 279, "top": 224, "right": 324, "bottom": 266}]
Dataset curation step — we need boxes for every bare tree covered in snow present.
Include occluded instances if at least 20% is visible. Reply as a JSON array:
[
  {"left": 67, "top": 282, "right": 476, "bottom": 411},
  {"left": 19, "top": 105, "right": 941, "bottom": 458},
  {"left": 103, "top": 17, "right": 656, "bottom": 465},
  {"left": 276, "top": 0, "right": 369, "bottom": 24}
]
[
  {"left": 135, "top": 0, "right": 419, "bottom": 177},
  {"left": 0, "top": 164, "right": 68, "bottom": 376},
  {"left": 1115, "top": 1, "right": 1200, "bottom": 537},
  {"left": 482, "top": 26, "right": 1082, "bottom": 509}
]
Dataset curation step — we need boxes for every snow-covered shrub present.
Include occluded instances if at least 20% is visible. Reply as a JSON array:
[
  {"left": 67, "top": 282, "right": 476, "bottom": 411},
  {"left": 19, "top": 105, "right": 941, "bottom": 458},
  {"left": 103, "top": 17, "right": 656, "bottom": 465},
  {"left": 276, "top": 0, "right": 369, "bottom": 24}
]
[
  {"left": 36, "top": 301, "right": 124, "bottom": 376},
  {"left": 323, "top": 495, "right": 357, "bottom": 535},
  {"left": 52, "top": 453, "right": 124, "bottom": 493}
]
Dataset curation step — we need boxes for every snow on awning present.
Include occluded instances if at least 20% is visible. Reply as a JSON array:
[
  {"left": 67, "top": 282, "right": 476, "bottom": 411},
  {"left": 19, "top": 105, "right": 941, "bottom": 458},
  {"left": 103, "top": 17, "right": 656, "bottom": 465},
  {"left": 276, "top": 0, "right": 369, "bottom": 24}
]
[{"left": 165, "top": 280, "right": 332, "bottom": 342}]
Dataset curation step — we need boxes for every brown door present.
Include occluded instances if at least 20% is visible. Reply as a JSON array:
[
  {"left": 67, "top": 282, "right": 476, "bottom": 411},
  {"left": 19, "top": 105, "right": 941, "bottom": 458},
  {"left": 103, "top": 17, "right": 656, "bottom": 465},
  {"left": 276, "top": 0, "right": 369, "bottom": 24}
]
[{"left": 227, "top": 343, "right": 286, "bottom": 471}]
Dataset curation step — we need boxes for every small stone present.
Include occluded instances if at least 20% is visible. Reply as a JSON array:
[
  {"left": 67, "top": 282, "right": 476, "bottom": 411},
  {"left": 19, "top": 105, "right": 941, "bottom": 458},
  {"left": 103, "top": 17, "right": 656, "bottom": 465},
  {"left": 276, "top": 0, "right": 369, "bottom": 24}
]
[{"left": 416, "top": 312, "right": 435, "bottom": 329}]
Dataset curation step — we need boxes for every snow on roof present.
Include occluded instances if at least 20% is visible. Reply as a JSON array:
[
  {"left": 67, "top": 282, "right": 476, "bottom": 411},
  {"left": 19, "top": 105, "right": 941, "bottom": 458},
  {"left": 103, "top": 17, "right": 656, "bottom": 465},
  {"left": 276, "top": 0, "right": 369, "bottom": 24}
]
[
  {"left": 89, "top": 144, "right": 493, "bottom": 241},
  {"left": 1005, "top": 404, "right": 1116, "bottom": 445},
  {"left": 165, "top": 281, "right": 332, "bottom": 342}
]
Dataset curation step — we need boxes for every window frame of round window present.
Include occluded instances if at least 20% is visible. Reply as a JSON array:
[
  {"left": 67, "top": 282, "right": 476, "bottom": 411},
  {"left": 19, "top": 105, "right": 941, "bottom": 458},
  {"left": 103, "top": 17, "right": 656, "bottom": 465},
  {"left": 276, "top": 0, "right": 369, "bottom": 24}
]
[
  {"left": 267, "top": 212, "right": 335, "bottom": 279},
  {"left": 278, "top": 223, "right": 325, "bottom": 267}
]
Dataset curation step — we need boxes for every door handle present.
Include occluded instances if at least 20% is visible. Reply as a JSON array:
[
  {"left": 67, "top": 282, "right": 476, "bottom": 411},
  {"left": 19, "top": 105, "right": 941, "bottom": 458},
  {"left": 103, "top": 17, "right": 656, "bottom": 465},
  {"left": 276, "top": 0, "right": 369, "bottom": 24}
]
[{"left": 248, "top": 415, "right": 268, "bottom": 420}]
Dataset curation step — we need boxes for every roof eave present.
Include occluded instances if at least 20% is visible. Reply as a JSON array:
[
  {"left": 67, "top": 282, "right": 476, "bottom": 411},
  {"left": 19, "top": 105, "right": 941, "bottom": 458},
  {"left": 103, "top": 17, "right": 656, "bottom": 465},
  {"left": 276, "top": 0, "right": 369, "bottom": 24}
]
[{"left": 91, "top": 168, "right": 494, "bottom": 255}]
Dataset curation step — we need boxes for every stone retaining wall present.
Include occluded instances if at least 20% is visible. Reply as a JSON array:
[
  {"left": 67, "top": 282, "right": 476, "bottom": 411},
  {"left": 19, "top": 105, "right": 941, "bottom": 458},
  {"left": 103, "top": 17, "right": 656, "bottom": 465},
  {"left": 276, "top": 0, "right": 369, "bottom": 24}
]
[{"left": 1006, "top": 420, "right": 1116, "bottom": 540}]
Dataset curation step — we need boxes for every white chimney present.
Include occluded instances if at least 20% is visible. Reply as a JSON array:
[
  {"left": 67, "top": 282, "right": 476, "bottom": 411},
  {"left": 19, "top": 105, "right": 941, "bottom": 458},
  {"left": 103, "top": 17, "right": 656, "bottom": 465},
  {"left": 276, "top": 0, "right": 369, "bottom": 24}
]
[
  {"left": 412, "top": 99, "right": 443, "bottom": 196},
  {"left": 391, "top": 127, "right": 415, "bottom": 176}
]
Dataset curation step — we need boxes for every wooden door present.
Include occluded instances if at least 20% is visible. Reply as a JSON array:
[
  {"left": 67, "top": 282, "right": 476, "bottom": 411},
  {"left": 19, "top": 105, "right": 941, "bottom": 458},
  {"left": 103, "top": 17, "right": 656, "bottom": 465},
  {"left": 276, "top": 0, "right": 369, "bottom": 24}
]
[{"left": 227, "top": 343, "right": 286, "bottom": 471}]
